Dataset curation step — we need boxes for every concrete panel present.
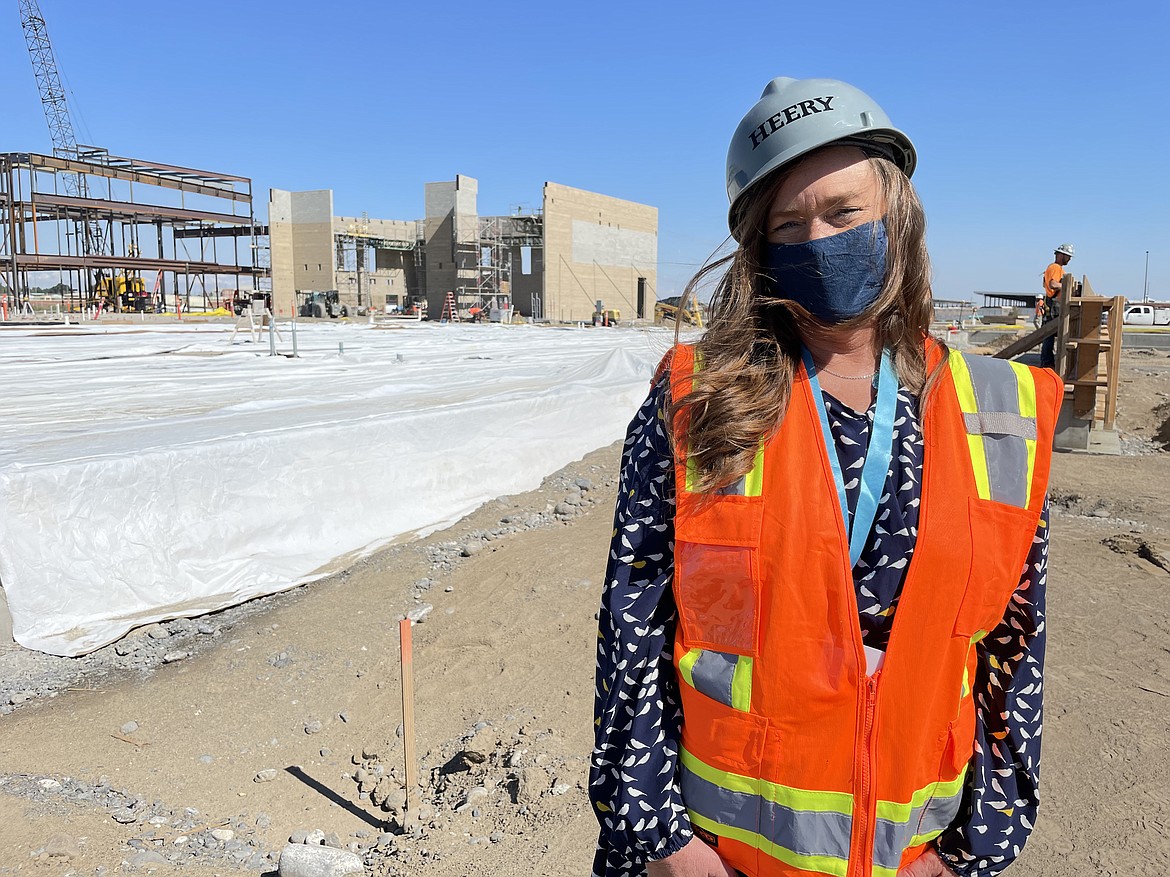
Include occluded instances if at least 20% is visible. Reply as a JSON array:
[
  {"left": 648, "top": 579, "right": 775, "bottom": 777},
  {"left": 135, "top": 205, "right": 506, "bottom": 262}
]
[
  {"left": 424, "top": 176, "right": 479, "bottom": 315},
  {"left": 268, "top": 189, "right": 336, "bottom": 315},
  {"left": 571, "top": 221, "right": 657, "bottom": 267},
  {"left": 453, "top": 175, "right": 478, "bottom": 245},
  {"left": 542, "top": 182, "right": 657, "bottom": 323},
  {"left": 425, "top": 181, "right": 456, "bottom": 220},
  {"left": 269, "top": 190, "right": 296, "bottom": 315},
  {"left": 291, "top": 190, "right": 333, "bottom": 223}
]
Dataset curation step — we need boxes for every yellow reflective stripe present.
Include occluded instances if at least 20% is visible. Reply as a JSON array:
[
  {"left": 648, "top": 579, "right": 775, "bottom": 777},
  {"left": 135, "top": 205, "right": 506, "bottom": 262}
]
[
  {"left": 743, "top": 444, "right": 765, "bottom": 497},
  {"left": 688, "top": 811, "right": 850, "bottom": 877},
  {"left": 682, "top": 351, "right": 701, "bottom": 494},
  {"left": 948, "top": 349, "right": 978, "bottom": 413},
  {"left": 730, "top": 656, "right": 753, "bottom": 712},
  {"left": 680, "top": 748, "right": 853, "bottom": 814},
  {"left": 907, "top": 827, "right": 947, "bottom": 848},
  {"left": 874, "top": 769, "right": 968, "bottom": 823},
  {"left": 1009, "top": 360, "right": 1038, "bottom": 508},
  {"left": 961, "top": 632, "right": 984, "bottom": 699},
  {"left": 965, "top": 433, "right": 991, "bottom": 500},
  {"left": 872, "top": 866, "right": 899, "bottom": 877},
  {"left": 948, "top": 350, "right": 991, "bottom": 501},
  {"left": 678, "top": 648, "right": 700, "bottom": 689}
]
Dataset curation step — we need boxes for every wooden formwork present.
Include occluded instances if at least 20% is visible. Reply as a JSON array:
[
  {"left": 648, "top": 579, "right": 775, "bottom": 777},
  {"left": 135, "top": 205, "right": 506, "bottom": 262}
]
[{"left": 1055, "top": 275, "right": 1124, "bottom": 431}]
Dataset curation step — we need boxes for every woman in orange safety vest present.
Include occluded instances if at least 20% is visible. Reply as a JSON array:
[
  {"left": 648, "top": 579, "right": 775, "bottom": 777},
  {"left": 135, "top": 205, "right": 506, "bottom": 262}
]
[{"left": 591, "top": 77, "right": 1062, "bottom": 877}]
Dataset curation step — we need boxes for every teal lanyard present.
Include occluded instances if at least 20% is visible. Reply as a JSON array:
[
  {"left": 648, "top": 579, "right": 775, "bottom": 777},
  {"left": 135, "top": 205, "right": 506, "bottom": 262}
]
[{"left": 801, "top": 347, "right": 899, "bottom": 568}]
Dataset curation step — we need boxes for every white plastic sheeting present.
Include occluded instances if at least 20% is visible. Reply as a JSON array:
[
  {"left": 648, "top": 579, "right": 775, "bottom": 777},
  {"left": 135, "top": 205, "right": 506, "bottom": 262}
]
[{"left": 0, "top": 321, "right": 669, "bottom": 656}]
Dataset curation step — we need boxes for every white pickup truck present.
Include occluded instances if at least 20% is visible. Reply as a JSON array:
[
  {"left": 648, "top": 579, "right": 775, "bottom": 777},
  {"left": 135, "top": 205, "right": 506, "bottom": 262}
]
[{"left": 1123, "top": 304, "right": 1170, "bottom": 326}]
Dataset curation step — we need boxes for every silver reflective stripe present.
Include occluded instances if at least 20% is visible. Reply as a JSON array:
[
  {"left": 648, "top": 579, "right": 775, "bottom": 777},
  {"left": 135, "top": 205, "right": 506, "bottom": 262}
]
[
  {"left": 873, "top": 817, "right": 907, "bottom": 872},
  {"left": 691, "top": 650, "right": 737, "bottom": 707},
  {"left": 962, "top": 354, "right": 1020, "bottom": 413},
  {"left": 872, "top": 788, "right": 965, "bottom": 871},
  {"left": 914, "top": 788, "right": 964, "bottom": 838},
  {"left": 680, "top": 763, "right": 852, "bottom": 861},
  {"left": 761, "top": 799, "right": 852, "bottom": 861},
  {"left": 983, "top": 432, "right": 1029, "bottom": 507},
  {"left": 716, "top": 475, "right": 746, "bottom": 496},
  {"left": 680, "top": 760, "right": 761, "bottom": 834},
  {"left": 962, "top": 411, "right": 1036, "bottom": 440},
  {"left": 961, "top": 354, "right": 1032, "bottom": 508}
]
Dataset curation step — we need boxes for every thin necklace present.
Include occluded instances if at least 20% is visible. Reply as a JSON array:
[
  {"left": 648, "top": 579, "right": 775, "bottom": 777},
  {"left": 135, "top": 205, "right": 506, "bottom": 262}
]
[{"left": 814, "top": 360, "right": 878, "bottom": 380}]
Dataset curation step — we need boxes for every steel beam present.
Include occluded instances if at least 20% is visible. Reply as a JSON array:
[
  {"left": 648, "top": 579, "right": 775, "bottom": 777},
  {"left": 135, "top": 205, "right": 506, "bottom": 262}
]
[{"left": 4, "top": 152, "right": 249, "bottom": 202}]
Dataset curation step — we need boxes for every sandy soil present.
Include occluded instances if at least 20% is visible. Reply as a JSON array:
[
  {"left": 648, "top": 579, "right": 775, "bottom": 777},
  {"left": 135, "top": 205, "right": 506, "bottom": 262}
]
[{"left": 0, "top": 350, "right": 1167, "bottom": 876}]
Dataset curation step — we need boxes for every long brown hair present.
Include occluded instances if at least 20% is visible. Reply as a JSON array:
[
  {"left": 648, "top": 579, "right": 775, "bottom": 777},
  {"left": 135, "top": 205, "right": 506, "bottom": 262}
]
[{"left": 670, "top": 153, "right": 942, "bottom": 494}]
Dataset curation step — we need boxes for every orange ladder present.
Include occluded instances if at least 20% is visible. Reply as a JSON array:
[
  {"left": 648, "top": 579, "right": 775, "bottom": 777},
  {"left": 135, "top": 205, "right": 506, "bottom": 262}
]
[{"left": 440, "top": 291, "right": 459, "bottom": 323}]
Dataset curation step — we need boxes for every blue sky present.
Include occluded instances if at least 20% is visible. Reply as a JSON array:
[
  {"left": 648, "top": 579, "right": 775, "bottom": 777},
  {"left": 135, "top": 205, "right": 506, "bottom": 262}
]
[{"left": 3, "top": 0, "right": 1167, "bottom": 302}]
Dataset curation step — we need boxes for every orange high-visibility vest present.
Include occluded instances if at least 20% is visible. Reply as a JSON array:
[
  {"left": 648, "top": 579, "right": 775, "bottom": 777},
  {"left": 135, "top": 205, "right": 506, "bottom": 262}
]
[{"left": 668, "top": 341, "right": 1062, "bottom": 877}]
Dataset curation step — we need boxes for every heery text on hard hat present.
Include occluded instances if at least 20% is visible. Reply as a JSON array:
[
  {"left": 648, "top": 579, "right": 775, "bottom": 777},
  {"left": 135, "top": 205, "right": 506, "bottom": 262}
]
[{"left": 748, "top": 96, "right": 836, "bottom": 150}]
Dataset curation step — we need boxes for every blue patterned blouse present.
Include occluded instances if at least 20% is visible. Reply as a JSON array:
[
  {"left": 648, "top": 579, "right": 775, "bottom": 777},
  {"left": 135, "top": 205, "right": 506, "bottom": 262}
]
[{"left": 591, "top": 376, "right": 1048, "bottom": 877}]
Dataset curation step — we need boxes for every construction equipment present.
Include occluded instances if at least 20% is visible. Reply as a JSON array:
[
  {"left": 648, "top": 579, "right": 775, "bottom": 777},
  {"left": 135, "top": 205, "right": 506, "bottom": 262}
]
[
  {"left": 230, "top": 291, "right": 272, "bottom": 317},
  {"left": 594, "top": 308, "right": 620, "bottom": 327},
  {"left": 404, "top": 295, "right": 428, "bottom": 319},
  {"left": 655, "top": 296, "right": 704, "bottom": 327},
  {"left": 92, "top": 273, "right": 150, "bottom": 313},
  {"left": 298, "top": 290, "right": 348, "bottom": 319}
]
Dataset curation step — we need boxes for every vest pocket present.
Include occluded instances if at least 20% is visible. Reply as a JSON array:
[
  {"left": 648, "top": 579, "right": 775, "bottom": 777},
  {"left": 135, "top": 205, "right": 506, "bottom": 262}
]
[
  {"left": 675, "top": 495, "right": 763, "bottom": 656},
  {"left": 679, "top": 648, "right": 753, "bottom": 712},
  {"left": 676, "top": 542, "right": 760, "bottom": 656},
  {"left": 954, "top": 497, "right": 1039, "bottom": 638},
  {"left": 678, "top": 697, "right": 766, "bottom": 875}
]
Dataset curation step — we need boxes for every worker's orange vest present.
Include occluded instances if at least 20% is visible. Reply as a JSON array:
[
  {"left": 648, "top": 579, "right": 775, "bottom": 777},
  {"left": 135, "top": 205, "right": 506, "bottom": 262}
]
[{"left": 668, "top": 341, "right": 1062, "bottom": 877}]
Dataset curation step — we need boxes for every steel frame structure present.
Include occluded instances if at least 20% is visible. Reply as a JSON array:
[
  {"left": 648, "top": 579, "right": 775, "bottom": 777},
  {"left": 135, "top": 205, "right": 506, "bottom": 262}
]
[{"left": 0, "top": 149, "right": 268, "bottom": 312}]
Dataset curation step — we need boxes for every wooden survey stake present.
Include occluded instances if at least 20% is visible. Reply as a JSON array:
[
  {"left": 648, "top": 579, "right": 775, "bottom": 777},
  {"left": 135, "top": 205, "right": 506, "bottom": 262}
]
[{"left": 399, "top": 618, "right": 417, "bottom": 814}]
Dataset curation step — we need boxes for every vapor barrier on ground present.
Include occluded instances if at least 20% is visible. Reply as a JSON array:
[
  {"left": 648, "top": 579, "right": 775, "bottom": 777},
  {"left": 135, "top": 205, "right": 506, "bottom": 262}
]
[{"left": 0, "top": 321, "right": 668, "bottom": 656}]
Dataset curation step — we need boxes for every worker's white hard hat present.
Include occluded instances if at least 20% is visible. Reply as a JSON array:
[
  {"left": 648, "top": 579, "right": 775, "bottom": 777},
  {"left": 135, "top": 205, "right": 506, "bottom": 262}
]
[
  {"left": 725, "top": 77, "right": 916, "bottom": 238},
  {"left": 1055, "top": 243, "right": 1075, "bottom": 258}
]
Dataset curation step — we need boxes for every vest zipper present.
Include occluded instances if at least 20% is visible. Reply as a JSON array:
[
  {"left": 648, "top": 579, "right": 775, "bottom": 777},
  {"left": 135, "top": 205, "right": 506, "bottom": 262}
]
[{"left": 850, "top": 673, "right": 880, "bottom": 877}]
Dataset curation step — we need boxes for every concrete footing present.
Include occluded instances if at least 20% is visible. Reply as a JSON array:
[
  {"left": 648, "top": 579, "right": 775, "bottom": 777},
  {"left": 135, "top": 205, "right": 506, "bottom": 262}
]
[{"left": 1055, "top": 401, "right": 1121, "bottom": 455}]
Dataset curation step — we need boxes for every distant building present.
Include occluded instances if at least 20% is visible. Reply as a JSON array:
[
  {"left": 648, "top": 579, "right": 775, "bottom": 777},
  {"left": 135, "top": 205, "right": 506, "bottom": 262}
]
[{"left": 268, "top": 176, "right": 657, "bottom": 323}]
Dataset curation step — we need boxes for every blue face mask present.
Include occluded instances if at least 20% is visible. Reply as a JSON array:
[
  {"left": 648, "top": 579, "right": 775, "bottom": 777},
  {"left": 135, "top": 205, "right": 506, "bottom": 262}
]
[{"left": 763, "top": 220, "right": 888, "bottom": 324}]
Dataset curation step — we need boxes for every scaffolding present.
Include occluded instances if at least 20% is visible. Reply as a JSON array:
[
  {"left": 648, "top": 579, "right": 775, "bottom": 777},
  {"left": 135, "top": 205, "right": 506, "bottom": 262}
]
[
  {"left": 448, "top": 211, "right": 543, "bottom": 320},
  {"left": 0, "top": 148, "right": 268, "bottom": 314}
]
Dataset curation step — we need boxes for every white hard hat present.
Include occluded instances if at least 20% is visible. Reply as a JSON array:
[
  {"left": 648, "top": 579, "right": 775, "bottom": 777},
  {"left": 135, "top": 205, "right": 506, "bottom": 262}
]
[
  {"left": 726, "top": 77, "right": 916, "bottom": 236},
  {"left": 1055, "top": 243, "right": 1075, "bottom": 257}
]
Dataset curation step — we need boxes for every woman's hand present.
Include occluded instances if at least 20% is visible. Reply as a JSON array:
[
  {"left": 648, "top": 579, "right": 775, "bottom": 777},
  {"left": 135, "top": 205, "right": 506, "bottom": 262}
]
[
  {"left": 646, "top": 836, "right": 738, "bottom": 877},
  {"left": 897, "top": 847, "right": 955, "bottom": 876}
]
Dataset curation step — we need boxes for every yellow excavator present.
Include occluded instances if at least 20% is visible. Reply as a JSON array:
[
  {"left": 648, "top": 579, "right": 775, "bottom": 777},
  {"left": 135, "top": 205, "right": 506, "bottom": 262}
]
[
  {"left": 91, "top": 272, "right": 150, "bottom": 312},
  {"left": 654, "top": 296, "right": 704, "bottom": 327}
]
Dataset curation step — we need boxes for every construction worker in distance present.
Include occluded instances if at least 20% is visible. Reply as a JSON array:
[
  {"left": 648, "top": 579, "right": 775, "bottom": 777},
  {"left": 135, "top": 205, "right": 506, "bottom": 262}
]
[
  {"left": 1039, "top": 243, "right": 1074, "bottom": 369},
  {"left": 592, "top": 76, "right": 1065, "bottom": 877}
]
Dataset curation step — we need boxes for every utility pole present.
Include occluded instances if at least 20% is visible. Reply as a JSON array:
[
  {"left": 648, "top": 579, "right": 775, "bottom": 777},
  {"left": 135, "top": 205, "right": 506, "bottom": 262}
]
[{"left": 1143, "top": 250, "right": 1150, "bottom": 302}]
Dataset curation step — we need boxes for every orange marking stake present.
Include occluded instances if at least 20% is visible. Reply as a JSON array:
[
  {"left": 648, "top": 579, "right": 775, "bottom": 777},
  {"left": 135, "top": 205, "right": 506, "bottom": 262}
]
[{"left": 399, "top": 617, "right": 417, "bottom": 816}]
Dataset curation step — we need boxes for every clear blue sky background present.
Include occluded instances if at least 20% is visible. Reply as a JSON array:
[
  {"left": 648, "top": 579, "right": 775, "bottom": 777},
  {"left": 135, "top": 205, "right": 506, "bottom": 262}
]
[{"left": 2, "top": 0, "right": 1167, "bottom": 302}]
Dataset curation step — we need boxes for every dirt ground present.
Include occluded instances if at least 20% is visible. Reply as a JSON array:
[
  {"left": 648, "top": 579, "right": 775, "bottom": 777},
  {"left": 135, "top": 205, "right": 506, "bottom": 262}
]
[{"left": 0, "top": 350, "right": 1167, "bottom": 876}]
